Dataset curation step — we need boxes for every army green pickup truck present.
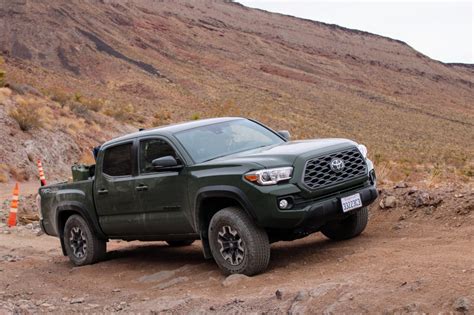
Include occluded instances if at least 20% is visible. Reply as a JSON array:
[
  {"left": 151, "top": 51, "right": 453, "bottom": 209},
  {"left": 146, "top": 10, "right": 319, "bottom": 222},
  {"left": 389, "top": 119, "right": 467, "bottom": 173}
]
[{"left": 39, "top": 117, "right": 377, "bottom": 275}]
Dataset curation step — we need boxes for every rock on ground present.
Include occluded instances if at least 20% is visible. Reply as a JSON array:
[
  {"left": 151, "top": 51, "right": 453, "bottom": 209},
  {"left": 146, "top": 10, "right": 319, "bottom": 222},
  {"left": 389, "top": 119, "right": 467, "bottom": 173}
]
[
  {"left": 222, "top": 274, "right": 250, "bottom": 287},
  {"left": 453, "top": 297, "right": 470, "bottom": 313},
  {"left": 380, "top": 195, "right": 397, "bottom": 209}
]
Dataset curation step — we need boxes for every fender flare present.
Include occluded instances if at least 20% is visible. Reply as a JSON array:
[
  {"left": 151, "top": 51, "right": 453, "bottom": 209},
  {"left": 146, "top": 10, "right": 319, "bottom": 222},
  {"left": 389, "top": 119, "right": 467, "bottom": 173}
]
[
  {"left": 55, "top": 201, "right": 107, "bottom": 240},
  {"left": 194, "top": 185, "right": 258, "bottom": 259},
  {"left": 194, "top": 185, "right": 258, "bottom": 230}
]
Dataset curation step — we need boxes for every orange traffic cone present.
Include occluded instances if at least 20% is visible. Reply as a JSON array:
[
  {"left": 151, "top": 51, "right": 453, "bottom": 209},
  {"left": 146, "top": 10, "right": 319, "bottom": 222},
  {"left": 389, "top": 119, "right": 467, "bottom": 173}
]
[
  {"left": 37, "top": 159, "right": 47, "bottom": 186},
  {"left": 7, "top": 183, "right": 19, "bottom": 227}
]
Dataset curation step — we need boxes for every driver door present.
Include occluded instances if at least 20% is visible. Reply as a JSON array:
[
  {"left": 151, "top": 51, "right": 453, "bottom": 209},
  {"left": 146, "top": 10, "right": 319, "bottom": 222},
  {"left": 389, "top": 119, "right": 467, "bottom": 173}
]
[{"left": 135, "top": 137, "right": 194, "bottom": 236}]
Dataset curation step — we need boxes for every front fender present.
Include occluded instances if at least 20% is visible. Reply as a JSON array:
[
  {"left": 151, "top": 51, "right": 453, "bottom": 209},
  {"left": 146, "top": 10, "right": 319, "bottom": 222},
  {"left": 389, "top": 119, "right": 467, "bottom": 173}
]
[{"left": 194, "top": 185, "right": 257, "bottom": 228}]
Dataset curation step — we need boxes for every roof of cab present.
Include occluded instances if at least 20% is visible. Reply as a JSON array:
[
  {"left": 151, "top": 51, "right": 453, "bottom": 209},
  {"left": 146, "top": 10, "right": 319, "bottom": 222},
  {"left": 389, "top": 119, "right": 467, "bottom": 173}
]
[{"left": 102, "top": 117, "right": 244, "bottom": 147}]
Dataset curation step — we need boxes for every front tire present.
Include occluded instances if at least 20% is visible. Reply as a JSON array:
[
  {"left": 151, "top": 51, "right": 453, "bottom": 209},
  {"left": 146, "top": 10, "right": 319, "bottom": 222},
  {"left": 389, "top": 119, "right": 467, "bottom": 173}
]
[
  {"left": 321, "top": 207, "right": 368, "bottom": 240},
  {"left": 63, "top": 214, "right": 106, "bottom": 266},
  {"left": 208, "top": 207, "right": 270, "bottom": 276}
]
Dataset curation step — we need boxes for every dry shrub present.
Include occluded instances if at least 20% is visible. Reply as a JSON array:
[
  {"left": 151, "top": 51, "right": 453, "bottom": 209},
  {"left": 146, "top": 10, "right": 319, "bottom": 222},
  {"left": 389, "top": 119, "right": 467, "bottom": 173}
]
[
  {"left": 0, "top": 56, "right": 5, "bottom": 87},
  {"left": 207, "top": 99, "right": 241, "bottom": 117},
  {"left": 152, "top": 109, "right": 172, "bottom": 127},
  {"left": 49, "top": 87, "right": 70, "bottom": 107},
  {"left": 426, "top": 163, "right": 444, "bottom": 187},
  {"left": 73, "top": 92, "right": 82, "bottom": 103},
  {"left": 81, "top": 97, "right": 105, "bottom": 112},
  {"left": 9, "top": 166, "right": 29, "bottom": 182},
  {"left": 0, "top": 87, "right": 12, "bottom": 103},
  {"left": 0, "top": 172, "right": 8, "bottom": 183},
  {"left": 78, "top": 150, "right": 96, "bottom": 165},
  {"left": 7, "top": 83, "right": 42, "bottom": 96},
  {"left": 104, "top": 103, "right": 135, "bottom": 121},
  {"left": 49, "top": 89, "right": 105, "bottom": 113},
  {"left": 0, "top": 163, "right": 9, "bottom": 183},
  {"left": 68, "top": 101, "right": 90, "bottom": 119},
  {"left": 9, "top": 97, "right": 44, "bottom": 131},
  {"left": 0, "top": 70, "right": 5, "bottom": 88},
  {"left": 58, "top": 115, "right": 85, "bottom": 135},
  {"left": 74, "top": 92, "right": 107, "bottom": 112}
]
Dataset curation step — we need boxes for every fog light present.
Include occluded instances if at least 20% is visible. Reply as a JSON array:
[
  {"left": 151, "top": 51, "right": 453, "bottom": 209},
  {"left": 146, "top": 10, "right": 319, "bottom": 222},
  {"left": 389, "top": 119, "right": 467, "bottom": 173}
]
[{"left": 279, "top": 199, "right": 289, "bottom": 209}]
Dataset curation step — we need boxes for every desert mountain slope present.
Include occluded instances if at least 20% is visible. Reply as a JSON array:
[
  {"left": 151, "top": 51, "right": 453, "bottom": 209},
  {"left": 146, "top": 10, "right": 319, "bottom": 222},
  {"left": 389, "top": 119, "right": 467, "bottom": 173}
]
[{"left": 0, "top": 0, "right": 472, "bottom": 179}]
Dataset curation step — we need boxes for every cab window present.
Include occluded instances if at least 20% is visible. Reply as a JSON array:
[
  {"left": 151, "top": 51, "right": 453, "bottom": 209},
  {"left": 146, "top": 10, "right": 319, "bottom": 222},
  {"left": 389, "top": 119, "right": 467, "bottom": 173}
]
[
  {"left": 139, "top": 139, "right": 179, "bottom": 173},
  {"left": 102, "top": 143, "right": 133, "bottom": 176}
]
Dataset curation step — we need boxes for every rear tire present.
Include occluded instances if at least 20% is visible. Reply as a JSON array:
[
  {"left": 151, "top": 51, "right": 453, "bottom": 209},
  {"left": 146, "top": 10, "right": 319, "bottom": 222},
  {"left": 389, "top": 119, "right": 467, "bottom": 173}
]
[
  {"left": 63, "top": 215, "right": 106, "bottom": 266},
  {"left": 321, "top": 207, "right": 368, "bottom": 240},
  {"left": 166, "top": 240, "right": 195, "bottom": 247},
  {"left": 208, "top": 207, "right": 270, "bottom": 276}
]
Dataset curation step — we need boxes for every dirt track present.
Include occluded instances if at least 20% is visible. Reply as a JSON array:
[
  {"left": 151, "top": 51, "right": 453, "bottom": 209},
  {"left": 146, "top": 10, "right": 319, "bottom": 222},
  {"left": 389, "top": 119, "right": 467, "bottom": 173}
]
[{"left": 0, "top": 204, "right": 473, "bottom": 314}]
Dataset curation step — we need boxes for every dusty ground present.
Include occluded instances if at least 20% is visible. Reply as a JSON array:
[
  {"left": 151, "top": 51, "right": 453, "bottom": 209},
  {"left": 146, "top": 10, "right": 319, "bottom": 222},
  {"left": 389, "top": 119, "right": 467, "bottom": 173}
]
[{"left": 0, "top": 182, "right": 473, "bottom": 314}]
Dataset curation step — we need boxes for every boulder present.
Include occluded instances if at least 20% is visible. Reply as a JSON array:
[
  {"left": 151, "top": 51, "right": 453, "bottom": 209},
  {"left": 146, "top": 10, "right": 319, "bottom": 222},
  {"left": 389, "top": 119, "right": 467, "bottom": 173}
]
[{"left": 380, "top": 195, "right": 397, "bottom": 209}]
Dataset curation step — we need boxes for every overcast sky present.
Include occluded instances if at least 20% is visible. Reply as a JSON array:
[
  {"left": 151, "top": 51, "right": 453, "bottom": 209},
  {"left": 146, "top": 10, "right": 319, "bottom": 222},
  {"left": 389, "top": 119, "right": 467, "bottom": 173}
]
[{"left": 239, "top": 0, "right": 473, "bottom": 64}]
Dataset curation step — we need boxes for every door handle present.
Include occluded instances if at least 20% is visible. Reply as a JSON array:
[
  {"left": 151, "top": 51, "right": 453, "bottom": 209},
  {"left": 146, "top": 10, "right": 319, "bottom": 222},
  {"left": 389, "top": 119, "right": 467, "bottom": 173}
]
[
  {"left": 135, "top": 185, "right": 148, "bottom": 192},
  {"left": 97, "top": 189, "right": 108, "bottom": 195}
]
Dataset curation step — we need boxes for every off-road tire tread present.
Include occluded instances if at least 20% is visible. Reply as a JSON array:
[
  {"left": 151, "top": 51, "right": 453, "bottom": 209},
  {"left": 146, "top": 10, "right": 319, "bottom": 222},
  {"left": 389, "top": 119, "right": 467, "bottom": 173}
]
[
  {"left": 63, "top": 214, "right": 106, "bottom": 266},
  {"left": 208, "top": 207, "right": 270, "bottom": 276},
  {"left": 321, "top": 207, "right": 368, "bottom": 241}
]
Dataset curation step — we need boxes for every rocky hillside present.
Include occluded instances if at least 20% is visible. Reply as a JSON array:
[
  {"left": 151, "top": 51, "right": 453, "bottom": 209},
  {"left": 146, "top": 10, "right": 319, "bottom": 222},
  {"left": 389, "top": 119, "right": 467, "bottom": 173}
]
[{"left": 0, "top": 0, "right": 472, "bottom": 183}]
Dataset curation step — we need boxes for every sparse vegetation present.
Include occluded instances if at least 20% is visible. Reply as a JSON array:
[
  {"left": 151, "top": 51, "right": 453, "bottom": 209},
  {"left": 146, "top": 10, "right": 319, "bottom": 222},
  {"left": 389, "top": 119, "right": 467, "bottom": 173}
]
[
  {"left": 78, "top": 150, "right": 96, "bottom": 165},
  {"left": 81, "top": 97, "right": 105, "bottom": 112},
  {"left": 0, "top": 163, "right": 9, "bottom": 183},
  {"left": 49, "top": 87, "right": 70, "bottom": 107},
  {"left": 9, "top": 165, "right": 29, "bottom": 181},
  {"left": 0, "top": 172, "right": 8, "bottom": 183},
  {"left": 103, "top": 103, "right": 136, "bottom": 121},
  {"left": 9, "top": 97, "right": 44, "bottom": 131},
  {"left": 73, "top": 92, "right": 83, "bottom": 103},
  {"left": 68, "top": 101, "right": 91, "bottom": 119},
  {"left": 0, "top": 56, "right": 5, "bottom": 87},
  {"left": 0, "top": 1, "right": 472, "bottom": 186},
  {"left": 151, "top": 109, "right": 172, "bottom": 127}
]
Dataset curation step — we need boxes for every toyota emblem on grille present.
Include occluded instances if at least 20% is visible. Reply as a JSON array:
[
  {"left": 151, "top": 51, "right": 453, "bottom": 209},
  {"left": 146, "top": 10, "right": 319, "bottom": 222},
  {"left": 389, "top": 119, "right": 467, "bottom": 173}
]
[{"left": 330, "top": 158, "right": 345, "bottom": 172}]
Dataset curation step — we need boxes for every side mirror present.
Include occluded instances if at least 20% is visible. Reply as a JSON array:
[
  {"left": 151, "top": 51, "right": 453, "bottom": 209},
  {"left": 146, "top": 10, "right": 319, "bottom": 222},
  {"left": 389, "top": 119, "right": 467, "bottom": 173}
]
[
  {"left": 152, "top": 156, "right": 183, "bottom": 171},
  {"left": 277, "top": 130, "right": 291, "bottom": 141}
]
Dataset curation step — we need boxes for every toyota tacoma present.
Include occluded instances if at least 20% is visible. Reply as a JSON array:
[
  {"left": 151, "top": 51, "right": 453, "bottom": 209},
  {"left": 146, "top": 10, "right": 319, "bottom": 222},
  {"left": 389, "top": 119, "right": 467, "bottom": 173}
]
[{"left": 38, "top": 117, "right": 377, "bottom": 275}]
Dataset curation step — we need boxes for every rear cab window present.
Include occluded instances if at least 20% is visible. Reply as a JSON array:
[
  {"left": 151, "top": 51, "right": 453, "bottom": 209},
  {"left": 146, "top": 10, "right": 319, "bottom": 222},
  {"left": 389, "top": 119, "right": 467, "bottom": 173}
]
[{"left": 102, "top": 143, "right": 133, "bottom": 177}]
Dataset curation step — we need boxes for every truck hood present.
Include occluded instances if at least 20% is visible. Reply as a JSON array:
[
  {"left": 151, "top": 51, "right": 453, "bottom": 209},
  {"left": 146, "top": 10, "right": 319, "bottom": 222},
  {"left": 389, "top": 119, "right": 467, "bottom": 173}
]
[{"left": 200, "top": 138, "right": 358, "bottom": 169}]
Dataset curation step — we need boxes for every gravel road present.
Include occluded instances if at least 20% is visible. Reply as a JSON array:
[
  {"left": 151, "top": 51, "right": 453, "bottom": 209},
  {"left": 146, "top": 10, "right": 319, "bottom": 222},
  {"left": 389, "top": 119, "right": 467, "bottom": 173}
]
[{"left": 0, "top": 205, "right": 472, "bottom": 314}]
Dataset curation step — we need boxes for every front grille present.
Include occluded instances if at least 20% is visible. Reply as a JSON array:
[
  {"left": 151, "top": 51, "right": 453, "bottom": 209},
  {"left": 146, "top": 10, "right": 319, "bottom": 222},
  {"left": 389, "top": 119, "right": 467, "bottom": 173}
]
[{"left": 303, "top": 147, "right": 367, "bottom": 190}]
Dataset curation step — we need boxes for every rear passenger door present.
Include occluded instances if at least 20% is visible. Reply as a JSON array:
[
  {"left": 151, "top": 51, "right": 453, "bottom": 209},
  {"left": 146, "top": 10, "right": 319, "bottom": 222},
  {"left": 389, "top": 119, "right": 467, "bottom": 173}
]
[
  {"left": 135, "top": 137, "right": 194, "bottom": 236},
  {"left": 94, "top": 142, "right": 143, "bottom": 237}
]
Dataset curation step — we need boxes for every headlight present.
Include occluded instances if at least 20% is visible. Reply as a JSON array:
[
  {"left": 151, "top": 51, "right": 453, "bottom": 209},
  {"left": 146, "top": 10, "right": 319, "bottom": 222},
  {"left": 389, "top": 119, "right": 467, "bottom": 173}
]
[
  {"left": 244, "top": 167, "right": 293, "bottom": 185},
  {"left": 358, "top": 144, "right": 368, "bottom": 159}
]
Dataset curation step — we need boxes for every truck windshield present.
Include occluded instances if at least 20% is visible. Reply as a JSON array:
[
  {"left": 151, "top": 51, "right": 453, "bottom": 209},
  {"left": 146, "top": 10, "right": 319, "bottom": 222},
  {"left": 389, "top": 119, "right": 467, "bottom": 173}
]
[{"left": 174, "top": 119, "right": 285, "bottom": 163}]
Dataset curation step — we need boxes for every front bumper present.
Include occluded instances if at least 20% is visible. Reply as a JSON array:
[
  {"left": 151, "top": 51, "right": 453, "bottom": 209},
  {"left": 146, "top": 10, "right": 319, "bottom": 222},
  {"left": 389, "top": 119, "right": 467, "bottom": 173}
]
[
  {"left": 296, "top": 184, "right": 377, "bottom": 227},
  {"left": 254, "top": 183, "right": 378, "bottom": 229}
]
